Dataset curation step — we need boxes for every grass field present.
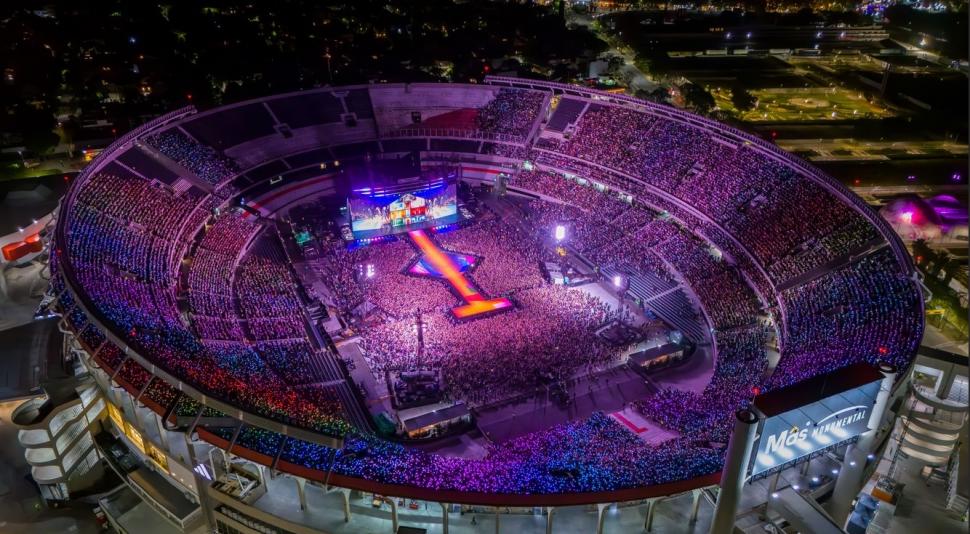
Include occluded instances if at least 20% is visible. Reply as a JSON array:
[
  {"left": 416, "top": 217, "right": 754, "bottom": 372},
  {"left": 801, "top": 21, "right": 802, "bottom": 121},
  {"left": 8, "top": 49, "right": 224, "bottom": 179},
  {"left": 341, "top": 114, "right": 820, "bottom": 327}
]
[{"left": 712, "top": 86, "right": 896, "bottom": 121}]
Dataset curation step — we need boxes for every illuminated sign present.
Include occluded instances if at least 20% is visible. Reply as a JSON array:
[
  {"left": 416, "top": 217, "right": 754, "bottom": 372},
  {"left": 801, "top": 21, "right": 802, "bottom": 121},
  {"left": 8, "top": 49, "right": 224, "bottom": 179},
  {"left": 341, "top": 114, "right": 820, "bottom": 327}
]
[{"left": 749, "top": 363, "right": 883, "bottom": 477}]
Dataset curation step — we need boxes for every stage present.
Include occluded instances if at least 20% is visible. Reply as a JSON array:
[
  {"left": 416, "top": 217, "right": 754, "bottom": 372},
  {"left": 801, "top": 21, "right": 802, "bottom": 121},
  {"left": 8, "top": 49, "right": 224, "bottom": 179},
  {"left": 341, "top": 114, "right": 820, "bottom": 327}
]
[{"left": 407, "top": 229, "right": 513, "bottom": 320}]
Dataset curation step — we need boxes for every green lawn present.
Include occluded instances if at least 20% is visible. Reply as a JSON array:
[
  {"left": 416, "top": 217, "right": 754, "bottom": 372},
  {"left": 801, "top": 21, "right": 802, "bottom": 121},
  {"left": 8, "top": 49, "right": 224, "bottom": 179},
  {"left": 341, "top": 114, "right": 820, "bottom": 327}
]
[{"left": 712, "top": 87, "right": 895, "bottom": 122}]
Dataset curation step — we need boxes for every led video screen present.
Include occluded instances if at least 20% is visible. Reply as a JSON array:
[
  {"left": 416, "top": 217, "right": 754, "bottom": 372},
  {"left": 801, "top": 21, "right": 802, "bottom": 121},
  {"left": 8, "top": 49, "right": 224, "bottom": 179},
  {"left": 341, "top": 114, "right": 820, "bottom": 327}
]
[{"left": 348, "top": 182, "right": 457, "bottom": 237}]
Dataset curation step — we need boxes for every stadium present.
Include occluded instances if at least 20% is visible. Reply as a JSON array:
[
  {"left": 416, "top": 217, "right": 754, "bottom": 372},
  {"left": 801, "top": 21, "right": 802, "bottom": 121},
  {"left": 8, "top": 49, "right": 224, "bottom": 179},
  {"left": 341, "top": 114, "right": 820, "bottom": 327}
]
[{"left": 49, "top": 78, "right": 924, "bottom": 531}]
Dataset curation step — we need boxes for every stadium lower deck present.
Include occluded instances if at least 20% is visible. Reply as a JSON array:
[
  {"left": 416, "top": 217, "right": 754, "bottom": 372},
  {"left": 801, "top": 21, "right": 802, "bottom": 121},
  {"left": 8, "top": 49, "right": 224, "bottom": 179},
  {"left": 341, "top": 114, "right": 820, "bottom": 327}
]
[{"left": 51, "top": 79, "right": 923, "bottom": 509}]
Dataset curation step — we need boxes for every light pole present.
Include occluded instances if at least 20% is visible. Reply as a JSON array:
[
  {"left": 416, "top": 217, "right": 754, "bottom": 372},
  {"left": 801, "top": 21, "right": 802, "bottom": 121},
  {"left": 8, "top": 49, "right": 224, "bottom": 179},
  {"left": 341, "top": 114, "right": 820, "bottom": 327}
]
[{"left": 554, "top": 224, "right": 566, "bottom": 242}]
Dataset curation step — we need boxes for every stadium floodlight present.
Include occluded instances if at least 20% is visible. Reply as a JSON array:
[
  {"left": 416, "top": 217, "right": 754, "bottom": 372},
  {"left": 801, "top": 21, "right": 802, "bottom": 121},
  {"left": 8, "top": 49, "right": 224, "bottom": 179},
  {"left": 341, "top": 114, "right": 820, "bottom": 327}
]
[
  {"left": 554, "top": 225, "right": 566, "bottom": 242},
  {"left": 366, "top": 264, "right": 376, "bottom": 278},
  {"left": 613, "top": 275, "right": 623, "bottom": 288}
]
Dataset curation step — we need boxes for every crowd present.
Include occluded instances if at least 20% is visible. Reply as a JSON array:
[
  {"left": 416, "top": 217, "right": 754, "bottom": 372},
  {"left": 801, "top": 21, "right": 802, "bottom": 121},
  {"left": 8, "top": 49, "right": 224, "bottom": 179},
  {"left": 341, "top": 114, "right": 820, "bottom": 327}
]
[
  {"left": 186, "top": 211, "right": 260, "bottom": 339},
  {"left": 515, "top": 170, "right": 630, "bottom": 215},
  {"left": 313, "top": 239, "right": 456, "bottom": 318},
  {"left": 696, "top": 223, "right": 777, "bottom": 309},
  {"left": 361, "top": 285, "right": 620, "bottom": 404},
  {"left": 541, "top": 106, "right": 656, "bottom": 174},
  {"left": 535, "top": 104, "right": 884, "bottom": 287},
  {"left": 764, "top": 218, "right": 880, "bottom": 283},
  {"left": 267, "top": 411, "right": 725, "bottom": 495},
  {"left": 480, "top": 141, "right": 529, "bottom": 159},
  {"left": 771, "top": 247, "right": 924, "bottom": 389},
  {"left": 476, "top": 88, "right": 546, "bottom": 141},
  {"left": 237, "top": 255, "right": 310, "bottom": 340},
  {"left": 433, "top": 215, "right": 546, "bottom": 296},
  {"left": 145, "top": 129, "right": 239, "bottom": 186},
  {"left": 116, "top": 358, "right": 154, "bottom": 392},
  {"left": 313, "top": 214, "right": 549, "bottom": 322},
  {"left": 655, "top": 232, "right": 761, "bottom": 330},
  {"left": 331, "top": 214, "right": 626, "bottom": 405},
  {"left": 513, "top": 169, "right": 767, "bottom": 357},
  {"left": 142, "top": 376, "right": 180, "bottom": 412},
  {"left": 64, "top": 171, "right": 350, "bottom": 437},
  {"left": 637, "top": 327, "right": 769, "bottom": 443}
]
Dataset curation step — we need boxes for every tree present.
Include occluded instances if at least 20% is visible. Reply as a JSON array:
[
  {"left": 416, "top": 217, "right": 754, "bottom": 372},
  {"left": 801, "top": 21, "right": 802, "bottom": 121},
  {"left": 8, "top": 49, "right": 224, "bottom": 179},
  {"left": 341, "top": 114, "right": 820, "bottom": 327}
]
[
  {"left": 636, "top": 87, "right": 670, "bottom": 104},
  {"left": 932, "top": 252, "right": 950, "bottom": 278},
  {"left": 912, "top": 238, "right": 930, "bottom": 268},
  {"left": 924, "top": 249, "right": 940, "bottom": 272},
  {"left": 681, "top": 83, "right": 715, "bottom": 115},
  {"left": 942, "top": 258, "right": 962, "bottom": 286},
  {"left": 649, "top": 87, "right": 670, "bottom": 103},
  {"left": 730, "top": 85, "right": 757, "bottom": 112},
  {"left": 13, "top": 103, "right": 59, "bottom": 156}
]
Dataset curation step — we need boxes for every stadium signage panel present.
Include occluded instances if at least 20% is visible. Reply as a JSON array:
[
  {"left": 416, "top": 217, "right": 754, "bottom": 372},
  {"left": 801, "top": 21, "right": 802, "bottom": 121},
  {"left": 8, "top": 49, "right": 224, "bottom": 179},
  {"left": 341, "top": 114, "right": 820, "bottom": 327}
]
[{"left": 749, "top": 365, "right": 882, "bottom": 477}]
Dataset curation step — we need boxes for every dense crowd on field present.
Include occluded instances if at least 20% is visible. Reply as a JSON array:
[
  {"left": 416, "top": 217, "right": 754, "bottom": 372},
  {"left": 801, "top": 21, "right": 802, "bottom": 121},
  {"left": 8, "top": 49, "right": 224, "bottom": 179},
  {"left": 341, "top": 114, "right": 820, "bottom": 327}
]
[
  {"left": 305, "top": 209, "right": 625, "bottom": 404},
  {"left": 361, "top": 285, "right": 621, "bottom": 405}
]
